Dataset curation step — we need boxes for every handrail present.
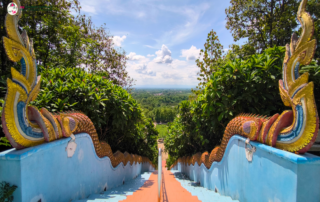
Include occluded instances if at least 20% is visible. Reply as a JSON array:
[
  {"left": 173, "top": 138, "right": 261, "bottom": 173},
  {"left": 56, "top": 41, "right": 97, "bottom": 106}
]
[{"left": 158, "top": 148, "right": 162, "bottom": 202}]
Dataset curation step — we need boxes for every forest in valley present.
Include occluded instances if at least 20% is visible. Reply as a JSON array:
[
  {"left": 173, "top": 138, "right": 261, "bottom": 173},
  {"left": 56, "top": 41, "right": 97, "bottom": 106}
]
[
  {"left": 131, "top": 89, "right": 191, "bottom": 123},
  {"left": 131, "top": 89, "right": 191, "bottom": 139}
]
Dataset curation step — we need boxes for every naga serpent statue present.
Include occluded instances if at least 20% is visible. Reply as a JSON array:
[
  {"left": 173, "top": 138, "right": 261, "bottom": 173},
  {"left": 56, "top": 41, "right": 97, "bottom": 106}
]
[
  {"left": 1, "top": 0, "right": 154, "bottom": 168},
  {"left": 171, "top": 0, "right": 319, "bottom": 169}
]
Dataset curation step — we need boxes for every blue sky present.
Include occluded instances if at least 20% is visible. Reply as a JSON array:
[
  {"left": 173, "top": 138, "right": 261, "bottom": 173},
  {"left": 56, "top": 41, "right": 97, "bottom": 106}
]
[{"left": 78, "top": 0, "right": 246, "bottom": 88}]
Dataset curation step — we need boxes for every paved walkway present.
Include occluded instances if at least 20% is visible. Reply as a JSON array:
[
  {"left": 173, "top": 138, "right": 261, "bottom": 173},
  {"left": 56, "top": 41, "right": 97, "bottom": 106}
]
[
  {"left": 120, "top": 159, "right": 200, "bottom": 202},
  {"left": 72, "top": 172, "right": 153, "bottom": 202},
  {"left": 118, "top": 171, "right": 159, "bottom": 202},
  {"left": 158, "top": 168, "right": 201, "bottom": 202},
  {"left": 74, "top": 162, "right": 238, "bottom": 202},
  {"left": 171, "top": 171, "right": 239, "bottom": 202}
]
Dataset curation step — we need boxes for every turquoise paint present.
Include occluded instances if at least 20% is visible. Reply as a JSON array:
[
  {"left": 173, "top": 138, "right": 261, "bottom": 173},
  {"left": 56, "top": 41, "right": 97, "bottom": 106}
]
[
  {"left": 20, "top": 58, "right": 26, "bottom": 77},
  {"left": 17, "top": 102, "right": 43, "bottom": 138},
  {"left": 294, "top": 62, "right": 300, "bottom": 81},
  {"left": 0, "top": 133, "right": 154, "bottom": 202},
  {"left": 171, "top": 135, "right": 320, "bottom": 202},
  {"left": 72, "top": 171, "right": 153, "bottom": 202},
  {"left": 277, "top": 105, "right": 303, "bottom": 141},
  {"left": 171, "top": 171, "right": 238, "bottom": 202}
]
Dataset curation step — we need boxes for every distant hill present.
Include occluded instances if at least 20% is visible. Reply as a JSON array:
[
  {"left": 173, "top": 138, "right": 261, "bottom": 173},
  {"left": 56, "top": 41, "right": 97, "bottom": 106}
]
[{"left": 131, "top": 89, "right": 191, "bottom": 123}]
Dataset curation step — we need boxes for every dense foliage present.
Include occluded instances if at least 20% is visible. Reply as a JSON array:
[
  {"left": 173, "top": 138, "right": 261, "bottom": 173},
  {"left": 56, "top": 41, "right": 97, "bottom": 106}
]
[
  {"left": 194, "top": 30, "right": 225, "bottom": 93},
  {"left": 0, "top": 0, "right": 140, "bottom": 155},
  {"left": 164, "top": 0, "right": 320, "bottom": 168},
  {"left": 0, "top": 181, "right": 17, "bottom": 202},
  {"left": 156, "top": 124, "right": 168, "bottom": 139},
  {"left": 225, "top": 0, "right": 320, "bottom": 61},
  {"left": 305, "top": 0, "right": 320, "bottom": 62},
  {"left": 0, "top": 99, "right": 11, "bottom": 151},
  {"left": 29, "top": 67, "right": 158, "bottom": 164},
  {"left": 154, "top": 108, "right": 176, "bottom": 123},
  {"left": 225, "top": 0, "right": 299, "bottom": 53},
  {"left": 299, "top": 59, "right": 320, "bottom": 114},
  {"left": 131, "top": 89, "right": 191, "bottom": 123},
  {"left": 0, "top": 0, "right": 133, "bottom": 100},
  {"left": 165, "top": 46, "right": 288, "bottom": 168}
]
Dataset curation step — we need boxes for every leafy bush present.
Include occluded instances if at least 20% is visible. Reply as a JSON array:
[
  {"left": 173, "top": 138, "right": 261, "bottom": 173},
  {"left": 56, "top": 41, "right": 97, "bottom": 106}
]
[
  {"left": 156, "top": 124, "right": 168, "bottom": 138},
  {"left": 0, "top": 181, "right": 17, "bottom": 202},
  {"left": 31, "top": 66, "right": 158, "bottom": 164},
  {"left": 165, "top": 46, "right": 288, "bottom": 168},
  {"left": 0, "top": 99, "right": 11, "bottom": 150},
  {"left": 300, "top": 59, "right": 320, "bottom": 114}
]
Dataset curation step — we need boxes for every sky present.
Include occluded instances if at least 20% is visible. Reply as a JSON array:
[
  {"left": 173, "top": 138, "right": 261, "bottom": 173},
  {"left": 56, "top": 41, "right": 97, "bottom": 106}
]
[{"left": 78, "top": 0, "right": 246, "bottom": 88}]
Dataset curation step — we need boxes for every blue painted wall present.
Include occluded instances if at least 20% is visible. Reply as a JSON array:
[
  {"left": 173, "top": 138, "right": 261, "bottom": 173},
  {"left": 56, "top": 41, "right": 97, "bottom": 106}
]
[
  {"left": 172, "top": 135, "right": 320, "bottom": 202},
  {"left": 0, "top": 133, "right": 154, "bottom": 202}
]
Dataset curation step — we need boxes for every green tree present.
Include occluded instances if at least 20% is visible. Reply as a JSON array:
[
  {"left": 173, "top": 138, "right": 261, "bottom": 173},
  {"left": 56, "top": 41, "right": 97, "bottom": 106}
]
[
  {"left": 193, "top": 30, "right": 224, "bottom": 94},
  {"left": 305, "top": 0, "right": 320, "bottom": 62},
  {"left": 165, "top": 46, "right": 287, "bottom": 168},
  {"left": 0, "top": 0, "right": 21, "bottom": 92},
  {"left": 225, "top": 0, "right": 299, "bottom": 53},
  {"left": 17, "top": 0, "right": 81, "bottom": 69},
  {"left": 226, "top": 44, "right": 256, "bottom": 60},
  {"left": 31, "top": 67, "right": 158, "bottom": 164},
  {"left": 0, "top": 0, "right": 134, "bottom": 89},
  {"left": 0, "top": 0, "right": 135, "bottom": 149},
  {"left": 155, "top": 109, "right": 161, "bottom": 123}
]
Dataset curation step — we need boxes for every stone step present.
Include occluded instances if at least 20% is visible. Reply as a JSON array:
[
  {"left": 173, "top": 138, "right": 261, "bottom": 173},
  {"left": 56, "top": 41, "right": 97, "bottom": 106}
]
[{"left": 171, "top": 171, "right": 239, "bottom": 202}]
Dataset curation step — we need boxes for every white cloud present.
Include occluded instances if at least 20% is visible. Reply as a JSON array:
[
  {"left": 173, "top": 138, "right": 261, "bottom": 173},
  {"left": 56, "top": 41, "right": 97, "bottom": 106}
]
[
  {"left": 126, "top": 58, "right": 199, "bottom": 87},
  {"left": 134, "top": 63, "right": 156, "bottom": 76},
  {"left": 162, "top": 72, "right": 183, "bottom": 79},
  {"left": 152, "top": 3, "right": 212, "bottom": 47},
  {"left": 144, "top": 45, "right": 157, "bottom": 49},
  {"left": 168, "top": 59, "right": 188, "bottom": 69},
  {"left": 112, "top": 35, "right": 127, "bottom": 47},
  {"left": 146, "top": 71, "right": 156, "bottom": 76},
  {"left": 127, "top": 52, "right": 147, "bottom": 61},
  {"left": 153, "top": 45, "right": 173, "bottom": 64},
  {"left": 76, "top": 0, "right": 230, "bottom": 88},
  {"left": 134, "top": 63, "right": 146, "bottom": 73},
  {"left": 181, "top": 45, "right": 200, "bottom": 61},
  {"left": 188, "top": 71, "right": 198, "bottom": 79},
  {"left": 137, "top": 12, "right": 146, "bottom": 18},
  {"left": 81, "top": 5, "right": 96, "bottom": 14},
  {"left": 185, "top": 22, "right": 191, "bottom": 27}
]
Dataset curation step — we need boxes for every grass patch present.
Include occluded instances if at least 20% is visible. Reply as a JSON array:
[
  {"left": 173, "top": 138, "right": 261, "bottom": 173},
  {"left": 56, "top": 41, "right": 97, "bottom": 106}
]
[{"left": 156, "top": 124, "right": 168, "bottom": 138}]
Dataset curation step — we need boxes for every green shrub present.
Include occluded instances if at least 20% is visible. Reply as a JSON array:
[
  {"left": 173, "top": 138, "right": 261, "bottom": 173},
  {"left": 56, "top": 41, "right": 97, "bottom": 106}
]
[
  {"left": 0, "top": 181, "right": 17, "bottom": 202},
  {"left": 0, "top": 99, "right": 11, "bottom": 149},
  {"left": 156, "top": 124, "right": 168, "bottom": 138},
  {"left": 300, "top": 59, "right": 320, "bottom": 114},
  {"left": 165, "top": 46, "right": 287, "bottom": 167},
  {"left": 31, "top": 66, "right": 158, "bottom": 164}
]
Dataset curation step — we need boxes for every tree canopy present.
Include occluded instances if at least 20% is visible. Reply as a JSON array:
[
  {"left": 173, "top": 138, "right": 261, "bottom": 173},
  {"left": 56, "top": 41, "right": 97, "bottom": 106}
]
[
  {"left": 0, "top": 0, "right": 134, "bottom": 94},
  {"left": 165, "top": 46, "right": 288, "bottom": 168},
  {"left": 193, "top": 30, "right": 224, "bottom": 94},
  {"left": 225, "top": 0, "right": 320, "bottom": 61}
]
